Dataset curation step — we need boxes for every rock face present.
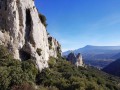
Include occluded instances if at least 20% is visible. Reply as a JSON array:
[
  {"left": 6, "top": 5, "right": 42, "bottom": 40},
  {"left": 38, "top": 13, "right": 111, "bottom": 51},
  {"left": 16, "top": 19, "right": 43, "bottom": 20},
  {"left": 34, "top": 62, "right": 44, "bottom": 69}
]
[
  {"left": 67, "top": 52, "right": 76, "bottom": 64},
  {"left": 0, "top": 0, "right": 61, "bottom": 71},
  {"left": 48, "top": 36, "right": 61, "bottom": 58},
  {"left": 67, "top": 52, "right": 84, "bottom": 67},
  {"left": 75, "top": 53, "right": 84, "bottom": 67}
]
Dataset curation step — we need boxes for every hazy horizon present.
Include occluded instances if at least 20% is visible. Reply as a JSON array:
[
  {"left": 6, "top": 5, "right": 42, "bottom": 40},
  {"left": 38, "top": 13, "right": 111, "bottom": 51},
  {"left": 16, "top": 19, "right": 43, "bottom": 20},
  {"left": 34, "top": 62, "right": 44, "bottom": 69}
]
[
  {"left": 35, "top": 0, "right": 120, "bottom": 51},
  {"left": 63, "top": 45, "right": 120, "bottom": 52}
]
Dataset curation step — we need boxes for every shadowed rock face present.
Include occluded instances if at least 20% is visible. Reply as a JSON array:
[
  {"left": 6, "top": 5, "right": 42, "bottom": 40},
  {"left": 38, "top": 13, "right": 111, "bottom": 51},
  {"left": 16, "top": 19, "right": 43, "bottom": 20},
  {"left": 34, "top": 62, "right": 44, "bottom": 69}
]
[
  {"left": 67, "top": 52, "right": 84, "bottom": 67},
  {"left": 67, "top": 52, "right": 76, "bottom": 64},
  {"left": 0, "top": 0, "right": 61, "bottom": 71}
]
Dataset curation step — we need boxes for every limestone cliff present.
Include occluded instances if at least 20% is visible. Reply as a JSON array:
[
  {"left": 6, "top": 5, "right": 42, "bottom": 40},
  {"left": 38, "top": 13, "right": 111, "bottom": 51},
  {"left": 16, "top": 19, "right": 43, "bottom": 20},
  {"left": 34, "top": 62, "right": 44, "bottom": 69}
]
[
  {"left": 67, "top": 52, "right": 84, "bottom": 67},
  {"left": 0, "top": 0, "right": 61, "bottom": 71},
  {"left": 48, "top": 35, "right": 61, "bottom": 58}
]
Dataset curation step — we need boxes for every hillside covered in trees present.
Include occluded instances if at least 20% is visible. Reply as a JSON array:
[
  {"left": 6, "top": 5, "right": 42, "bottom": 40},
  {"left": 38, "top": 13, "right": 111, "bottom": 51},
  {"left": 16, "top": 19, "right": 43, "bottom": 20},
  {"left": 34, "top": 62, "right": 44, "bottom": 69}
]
[{"left": 0, "top": 45, "right": 120, "bottom": 90}]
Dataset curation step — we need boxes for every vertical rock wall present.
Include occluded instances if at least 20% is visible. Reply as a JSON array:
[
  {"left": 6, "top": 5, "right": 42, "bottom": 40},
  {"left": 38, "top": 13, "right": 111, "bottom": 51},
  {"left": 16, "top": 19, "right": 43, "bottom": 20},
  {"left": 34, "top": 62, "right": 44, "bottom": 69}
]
[
  {"left": 75, "top": 53, "right": 84, "bottom": 67},
  {"left": 0, "top": 0, "right": 61, "bottom": 71},
  {"left": 48, "top": 36, "right": 62, "bottom": 58}
]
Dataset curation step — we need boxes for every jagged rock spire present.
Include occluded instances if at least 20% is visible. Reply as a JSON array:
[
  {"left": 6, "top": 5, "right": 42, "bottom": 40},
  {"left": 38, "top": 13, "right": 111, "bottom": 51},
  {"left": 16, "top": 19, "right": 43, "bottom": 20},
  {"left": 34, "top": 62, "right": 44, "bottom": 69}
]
[{"left": 67, "top": 52, "right": 84, "bottom": 67}]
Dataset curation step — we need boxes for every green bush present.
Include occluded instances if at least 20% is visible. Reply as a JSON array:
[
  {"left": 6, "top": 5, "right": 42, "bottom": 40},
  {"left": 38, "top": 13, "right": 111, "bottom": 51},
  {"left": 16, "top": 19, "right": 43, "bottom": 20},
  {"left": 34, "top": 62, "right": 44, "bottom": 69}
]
[
  {"left": 48, "top": 57, "right": 56, "bottom": 68},
  {"left": 0, "top": 45, "right": 13, "bottom": 59},
  {"left": 36, "top": 48, "right": 42, "bottom": 56},
  {"left": 37, "top": 56, "right": 120, "bottom": 90},
  {"left": 0, "top": 45, "right": 120, "bottom": 90},
  {"left": 11, "top": 83, "right": 36, "bottom": 90},
  {"left": 38, "top": 13, "right": 47, "bottom": 27},
  {"left": 0, "top": 46, "right": 38, "bottom": 90},
  {"left": 38, "top": 85, "right": 58, "bottom": 90},
  {"left": 0, "top": 67, "right": 11, "bottom": 90}
]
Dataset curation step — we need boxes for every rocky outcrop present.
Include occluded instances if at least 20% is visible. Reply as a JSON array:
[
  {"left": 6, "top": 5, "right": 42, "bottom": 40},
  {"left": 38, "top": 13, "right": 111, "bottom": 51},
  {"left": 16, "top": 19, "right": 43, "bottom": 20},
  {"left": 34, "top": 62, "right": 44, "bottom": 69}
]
[
  {"left": 67, "top": 52, "right": 84, "bottom": 67},
  {"left": 0, "top": 0, "right": 61, "bottom": 71},
  {"left": 67, "top": 52, "right": 76, "bottom": 64},
  {"left": 48, "top": 35, "right": 61, "bottom": 58},
  {"left": 75, "top": 53, "right": 84, "bottom": 67}
]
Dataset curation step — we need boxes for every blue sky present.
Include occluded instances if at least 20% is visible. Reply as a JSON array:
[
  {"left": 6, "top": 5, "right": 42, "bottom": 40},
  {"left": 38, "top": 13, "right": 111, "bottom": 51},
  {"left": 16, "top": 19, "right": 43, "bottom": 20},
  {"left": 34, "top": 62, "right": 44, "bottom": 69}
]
[{"left": 35, "top": 0, "right": 120, "bottom": 51}]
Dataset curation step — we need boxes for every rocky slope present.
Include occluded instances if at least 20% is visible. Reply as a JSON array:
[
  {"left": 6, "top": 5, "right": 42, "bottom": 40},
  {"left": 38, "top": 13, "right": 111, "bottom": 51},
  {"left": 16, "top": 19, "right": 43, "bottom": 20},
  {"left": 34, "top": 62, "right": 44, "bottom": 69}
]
[{"left": 0, "top": 0, "right": 61, "bottom": 71}]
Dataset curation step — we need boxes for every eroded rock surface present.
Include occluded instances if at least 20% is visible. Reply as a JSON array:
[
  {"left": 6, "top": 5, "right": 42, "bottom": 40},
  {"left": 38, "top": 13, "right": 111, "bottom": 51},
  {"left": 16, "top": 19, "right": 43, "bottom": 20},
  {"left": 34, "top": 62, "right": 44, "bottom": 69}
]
[
  {"left": 67, "top": 52, "right": 84, "bottom": 67},
  {"left": 48, "top": 36, "right": 61, "bottom": 58},
  {"left": 0, "top": 0, "right": 61, "bottom": 71}
]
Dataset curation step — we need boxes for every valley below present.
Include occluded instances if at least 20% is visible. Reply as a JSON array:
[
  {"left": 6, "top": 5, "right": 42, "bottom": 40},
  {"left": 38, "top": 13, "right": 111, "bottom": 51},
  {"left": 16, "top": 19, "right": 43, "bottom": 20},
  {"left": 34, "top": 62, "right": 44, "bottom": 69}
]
[{"left": 84, "top": 59, "right": 115, "bottom": 69}]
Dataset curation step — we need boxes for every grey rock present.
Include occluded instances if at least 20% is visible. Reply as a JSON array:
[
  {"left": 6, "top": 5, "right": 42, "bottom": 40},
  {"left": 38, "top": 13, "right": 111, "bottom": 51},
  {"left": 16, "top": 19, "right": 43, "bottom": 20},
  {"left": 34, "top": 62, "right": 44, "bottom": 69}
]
[
  {"left": 67, "top": 52, "right": 84, "bottom": 67},
  {"left": 67, "top": 52, "right": 76, "bottom": 64},
  {"left": 48, "top": 36, "right": 61, "bottom": 58},
  {"left": 0, "top": 0, "right": 61, "bottom": 71}
]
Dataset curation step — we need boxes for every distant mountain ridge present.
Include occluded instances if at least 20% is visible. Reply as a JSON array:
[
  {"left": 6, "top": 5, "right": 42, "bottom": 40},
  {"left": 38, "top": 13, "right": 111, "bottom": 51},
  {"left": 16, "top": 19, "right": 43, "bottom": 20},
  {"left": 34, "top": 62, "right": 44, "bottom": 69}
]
[
  {"left": 63, "top": 45, "right": 120, "bottom": 68},
  {"left": 81, "top": 45, "right": 120, "bottom": 50},
  {"left": 63, "top": 45, "right": 120, "bottom": 57},
  {"left": 75, "top": 45, "right": 120, "bottom": 54}
]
